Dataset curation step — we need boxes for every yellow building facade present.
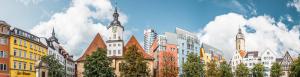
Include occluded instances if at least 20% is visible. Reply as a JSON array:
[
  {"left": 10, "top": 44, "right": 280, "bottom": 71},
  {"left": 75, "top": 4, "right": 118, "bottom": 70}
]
[{"left": 9, "top": 28, "right": 47, "bottom": 77}]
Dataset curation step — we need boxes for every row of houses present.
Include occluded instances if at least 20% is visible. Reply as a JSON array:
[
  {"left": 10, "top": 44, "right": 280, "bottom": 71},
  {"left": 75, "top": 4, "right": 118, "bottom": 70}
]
[
  {"left": 0, "top": 21, "right": 75, "bottom": 77},
  {"left": 230, "top": 28, "right": 294, "bottom": 77}
]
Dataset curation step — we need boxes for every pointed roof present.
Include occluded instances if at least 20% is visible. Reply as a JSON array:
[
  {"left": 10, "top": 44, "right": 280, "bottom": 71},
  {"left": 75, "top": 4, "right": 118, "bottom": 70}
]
[
  {"left": 77, "top": 33, "right": 107, "bottom": 61},
  {"left": 124, "top": 36, "right": 153, "bottom": 60},
  {"left": 239, "top": 50, "right": 247, "bottom": 58}
]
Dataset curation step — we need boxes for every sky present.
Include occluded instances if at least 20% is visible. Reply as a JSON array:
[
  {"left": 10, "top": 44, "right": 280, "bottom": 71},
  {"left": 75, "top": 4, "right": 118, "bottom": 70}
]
[{"left": 1, "top": 0, "right": 300, "bottom": 60}]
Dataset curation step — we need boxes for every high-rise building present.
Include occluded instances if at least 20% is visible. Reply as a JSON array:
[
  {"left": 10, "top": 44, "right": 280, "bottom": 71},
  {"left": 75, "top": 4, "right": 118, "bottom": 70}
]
[
  {"left": 144, "top": 28, "right": 157, "bottom": 53},
  {"left": 9, "top": 27, "right": 48, "bottom": 77},
  {"left": 0, "top": 20, "right": 10, "bottom": 77}
]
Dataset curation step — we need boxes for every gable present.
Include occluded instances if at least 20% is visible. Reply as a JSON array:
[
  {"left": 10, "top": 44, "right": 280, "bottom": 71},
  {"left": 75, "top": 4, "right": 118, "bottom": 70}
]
[
  {"left": 77, "top": 33, "right": 107, "bottom": 61},
  {"left": 125, "top": 36, "right": 153, "bottom": 60}
]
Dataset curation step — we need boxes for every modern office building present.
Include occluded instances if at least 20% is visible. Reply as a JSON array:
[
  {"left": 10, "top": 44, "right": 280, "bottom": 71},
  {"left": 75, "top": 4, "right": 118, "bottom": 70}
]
[
  {"left": 176, "top": 27, "right": 200, "bottom": 76},
  {"left": 144, "top": 28, "right": 157, "bottom": 53}
]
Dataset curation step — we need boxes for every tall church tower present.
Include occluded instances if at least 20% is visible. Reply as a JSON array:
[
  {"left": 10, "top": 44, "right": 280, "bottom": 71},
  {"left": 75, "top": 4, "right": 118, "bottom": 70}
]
[
  {"left": 236, "top": 28, "right": 245, "bottom": 52},
  {"left": 106, "top": 4, "right": 124, "bottom": 57}
]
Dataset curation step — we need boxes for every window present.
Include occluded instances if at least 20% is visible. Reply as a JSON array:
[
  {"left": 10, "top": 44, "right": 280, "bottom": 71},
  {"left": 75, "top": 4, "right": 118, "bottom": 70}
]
[
  {"left": 24, "top": 62, "right": 26, "bottom": 70},
  {"left": 0, "top": 37, "right": 7, "bottom": 45},
  {"left": 113, "top": 34, "right": 116, "bottom": 39},
  {"left": 30, "top": 43, "right": 32, "bottom": 49},
  {"left": 18, "top": 50, "right": 22, "bottom": 57},
  {"left": 30, "top": 52, "right": 32, "bottom": 59},
  {"left": 19, "top": 39, "right": 22, "bottom": 45},
  {"left": 0, "top": 51, "right": 5, "bottom": 58},
  {"left": 113, "top": 50, "right": 116, "bottom": 55},
  {"left": 109, "top": 50, "right": 111, "bottom": 55},
  {"left": 24, "top": 51, "right": 27, "bottom": 58},
  {"left": 24, "top": 41, "right": 27, "bottom": 47},
  {"left": 118, "top": 50, "right": 121, "bottom": 54},
  {"left": 18, "top": 62, "right": 22, "bottom": 70},
  {"left": 14, "top": 61, "right": 16, "bottom": 69},
  {"left": 0, "top": 64, "right": 6, "bottom": 71},
  {"left": 14, "top": 37, "right": 17, "bottom": 44}
]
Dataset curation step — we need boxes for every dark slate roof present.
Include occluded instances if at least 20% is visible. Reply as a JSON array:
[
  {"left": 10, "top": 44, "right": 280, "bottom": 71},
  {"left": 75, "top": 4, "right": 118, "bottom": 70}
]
[{"left": 244, "top": 51, "right": 259, "bottom": 58}]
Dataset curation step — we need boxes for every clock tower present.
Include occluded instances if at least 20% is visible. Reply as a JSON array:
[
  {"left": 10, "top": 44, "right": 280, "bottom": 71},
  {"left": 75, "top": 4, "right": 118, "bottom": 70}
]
[
  {"left": 106, "top": 5, "right": 124, "bottom": 57},
  {"left": 236, "top": 28, "right": 245, "bottom": 52}
]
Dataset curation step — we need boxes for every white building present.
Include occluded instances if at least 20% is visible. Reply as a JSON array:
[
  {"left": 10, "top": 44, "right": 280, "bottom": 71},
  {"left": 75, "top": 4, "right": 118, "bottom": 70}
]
[
  {"left": 144, "top": 28, "right": 157, "bottom": 53},
  {"left": 260, "top": 49, "right": 278, "bottom": 77},
  {"left": 41, "top": 28, "right": 75, "bottom": 77},
  {"left": 230, "top": 28, "right": 247, "bottom": 73},
  {"left": 106, "top": 7, "right": 124, "bottom": 57},
  {"left": 243, "top": 51, "right": 260, "bottom": 76}
]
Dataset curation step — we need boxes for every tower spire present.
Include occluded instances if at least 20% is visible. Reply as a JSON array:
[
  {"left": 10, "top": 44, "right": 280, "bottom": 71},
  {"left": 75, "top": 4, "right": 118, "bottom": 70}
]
[
  {"left": 52, "top": 27, "right": 55, "bottom": 36},
  {"left": 113, "top": 0, "right": 119, "bottom": 20}
]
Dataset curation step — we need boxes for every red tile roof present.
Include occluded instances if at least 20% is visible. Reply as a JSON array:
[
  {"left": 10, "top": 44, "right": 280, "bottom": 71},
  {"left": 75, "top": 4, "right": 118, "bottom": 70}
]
[
  {"left": 77, "top": 33, "right": 107, "bottom": 61},
  {"left": 239, "top": 50, "right": 247, "bottom": 58},
  {"left": 124, "top": 36, "right": 154, "bottom": 60}
]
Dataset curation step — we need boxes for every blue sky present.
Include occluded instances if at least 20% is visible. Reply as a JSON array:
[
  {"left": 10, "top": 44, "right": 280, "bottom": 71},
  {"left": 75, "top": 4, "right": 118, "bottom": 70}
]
[{"left": 1, "top": 0, "right": 300, "bottom": 59}]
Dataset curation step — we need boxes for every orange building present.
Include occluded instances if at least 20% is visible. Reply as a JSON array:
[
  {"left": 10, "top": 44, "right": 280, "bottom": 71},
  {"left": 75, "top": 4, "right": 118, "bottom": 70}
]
[
  {"left": 0, "top": 21, "right": 10, "bottom": 77},
  {"left": 150, "top": 39, "right": 178, "bottom": 77}
]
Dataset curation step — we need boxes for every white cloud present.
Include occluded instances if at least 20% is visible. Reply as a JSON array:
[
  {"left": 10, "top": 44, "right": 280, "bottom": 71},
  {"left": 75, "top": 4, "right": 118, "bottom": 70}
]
[
  {"left": 287, "top": 0, "right": 300, "bottom": 12},
  {"left": 30, "top": 0, "right": 128, "bottom": 59},
  {"left": 199, "top": 13, "right": 300, "bottom": 60}
]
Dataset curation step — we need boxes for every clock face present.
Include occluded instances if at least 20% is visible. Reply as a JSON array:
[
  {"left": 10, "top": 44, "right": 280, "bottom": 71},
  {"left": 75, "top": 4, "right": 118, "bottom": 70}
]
[{"left": 112, "top": 27, "right": 117, "bottom": 33}]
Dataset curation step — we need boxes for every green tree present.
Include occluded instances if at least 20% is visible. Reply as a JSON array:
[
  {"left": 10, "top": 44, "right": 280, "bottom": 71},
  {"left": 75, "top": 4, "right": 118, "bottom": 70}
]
[
  {"left": 270, "top": 62, "right": 283, "bottom": 77},
  {"left": 290, "top": 55, "right": 300, "bottom": 77},
  {"left": 236, "top": 63, "right": 249, "bottom": 77},
  {"left": 206, "top": 60, "right": 220, "bottom": 77},
  {"left": 252, "top": 63, "right": 264, "bottom": 77},
  {"left": 83, "top": 48, "right": 114, "bottom": 77},
  {"left": 41, "top": 55, "right": 65, "bottom": 77},
  {"left": 120, "top": 45, "right": 149, "bottom": 77},
  {"left": 182, "top": 52, "right": 205, "bottom": 77},
  {"left": 220, "top": 61, "right": 233, "bottom": 77}
]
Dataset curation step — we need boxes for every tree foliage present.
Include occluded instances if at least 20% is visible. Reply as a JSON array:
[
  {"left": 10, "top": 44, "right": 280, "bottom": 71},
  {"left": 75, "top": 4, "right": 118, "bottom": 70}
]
[
  {"left": 205, "top": 60, "right": 220, "bottom": 77},
  {"left": 161, "top": 51, "right": 178, "bottom": 77},
  {"left": 182, "top": 52, "right": 205, "bottom": 77},
  {"left": 270, "top": 62, "right": 283, "bottom": 77},
  {"left": 290, "top": 55, "right": 300, "bottom": 77},
  {"left": 236, "top": 63, "right": 249, "bottom": 77},
  {"left": 252, "top": 63, "right": 264, "bottom": 77},
  {"left": 41, "top": 55, "right": 65, "bottom": 77},
  {"left": 120, "top": 45, "right": 149, "bottom": 77},
  {"left": 83, "top": 48, "right": 114, "bottom": 77},
  {"left": 220, "top": 61, "right": 233, "bottom": 77}
]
